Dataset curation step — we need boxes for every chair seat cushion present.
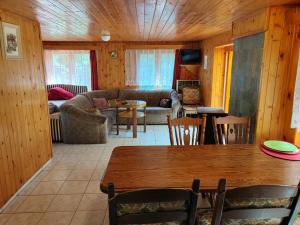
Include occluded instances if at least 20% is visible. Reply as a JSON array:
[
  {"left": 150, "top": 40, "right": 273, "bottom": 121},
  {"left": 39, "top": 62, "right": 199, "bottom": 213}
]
[
  {"left": 224, "top": 198, "right": 292, "bottom": 209},
  {"left": 117, "top": 201, "right": 187, "bottom": 216},
  {"left": 197, "top": 210, "right": 283, "bottom": 225}
]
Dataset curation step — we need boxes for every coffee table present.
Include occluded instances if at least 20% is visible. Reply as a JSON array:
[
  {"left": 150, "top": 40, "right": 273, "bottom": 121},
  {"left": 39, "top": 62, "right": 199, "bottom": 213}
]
[{"left": 116, "top": 100, "right": 147, "bottom": 138}]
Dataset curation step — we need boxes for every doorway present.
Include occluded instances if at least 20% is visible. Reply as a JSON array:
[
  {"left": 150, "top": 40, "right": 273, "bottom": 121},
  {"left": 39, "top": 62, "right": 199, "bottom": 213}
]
[{"left": 211, "top": 44, "right": 233, "bottom": 112}]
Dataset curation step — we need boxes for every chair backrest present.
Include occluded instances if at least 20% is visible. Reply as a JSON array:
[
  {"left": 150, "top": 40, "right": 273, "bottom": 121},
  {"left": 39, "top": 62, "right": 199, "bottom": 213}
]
[
  {"left": 182, "top": 87, "right": 201, "bottom": 105},
  {"left": 108, "top": 180, "right": 200, "bottom": 225},
  {"left": 167, "top": 115, "right": 207, "bottom": 145},
  {"left": 212, "top": 180, "right": 300, "bottom": 225},
  {"left": 212, "top": 115, "right": 251, "bottom": 144}
]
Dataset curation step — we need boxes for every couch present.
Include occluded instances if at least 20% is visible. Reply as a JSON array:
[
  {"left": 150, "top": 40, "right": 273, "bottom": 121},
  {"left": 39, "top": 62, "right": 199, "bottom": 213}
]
[{"left": 59, "top": 89, "right": 181, "bottom": 144}]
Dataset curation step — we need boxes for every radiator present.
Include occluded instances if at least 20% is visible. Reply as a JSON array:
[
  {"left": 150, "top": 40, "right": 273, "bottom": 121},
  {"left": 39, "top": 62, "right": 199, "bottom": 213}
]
[
  {"left": 47, "top": 84, "right": 88, "bottom": 95},
  {"left": 50, "top": 113, "right": 63, "bottom": 142}
]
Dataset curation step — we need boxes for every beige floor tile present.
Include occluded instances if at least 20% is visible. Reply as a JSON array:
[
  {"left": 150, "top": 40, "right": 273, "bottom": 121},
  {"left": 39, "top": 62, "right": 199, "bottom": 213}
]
[
  {"left": 67, "top": 170, "right": 93, "bottom": 181},
  {"left": 5, "top": 213, "right": 43, "bottom": 225},
  {"left": 75, "top": 161, "right": 97, "bottom": 170},
  {"left": 34, "top": 171, "right": 49, "bottom": 182},
  {"left": 52, "top": 161, "right": 77, "bottom": 170},
  {"left": 2, "top": 196, "right": 27, "bottom": 213},
  {"left": 70, "top": 210, "right": 105, "bottom": 225},
  {"left": 18, "top": 182, "right": 39, "bottom": 196},
  {"left": 77, "top": 194, "right": 107, "bottom": 211},
  {"left": 16, "top": 195, "right": 55, "bottom": 212},
  {"left": 0, "top": 214, "right": 11, "bottom": 225},
  {"left": 90, "top": 168, "right": 105, "bottom": 181},
  {"left": 85, "top": 181, "right": 101, "bottom": 194},
  {"left": 47, "top": 194, "right": 83, "bottom": 212},
  {"left": 30, "top": 181, "right": 64, "bottom": 195},
  {"left": 58, "top": 181, "right": 88, "bottom": 194},
  {"left": 41, "top": 170, "right": 72, "bottom": 181},
  {"left": 38, "top": 212, "right": 74, "bottom": 225}
]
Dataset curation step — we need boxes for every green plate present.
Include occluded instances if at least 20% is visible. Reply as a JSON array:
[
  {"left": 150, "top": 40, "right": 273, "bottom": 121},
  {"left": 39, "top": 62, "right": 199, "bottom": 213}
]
[{"left": 263, "top": 140, "right": 298, "bottom": 153}]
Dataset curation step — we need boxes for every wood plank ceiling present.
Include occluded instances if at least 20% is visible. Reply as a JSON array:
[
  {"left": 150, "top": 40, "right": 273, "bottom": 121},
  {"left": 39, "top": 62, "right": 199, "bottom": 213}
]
[{"left": 0, "top": 0, "right": 298, "bottom": 41}]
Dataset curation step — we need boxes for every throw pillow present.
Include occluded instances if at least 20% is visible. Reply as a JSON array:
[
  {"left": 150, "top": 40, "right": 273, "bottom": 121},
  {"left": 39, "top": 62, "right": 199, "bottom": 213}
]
[
  {"left": 159, "top": 98, "right": 172, "bottom": 108},
  {"left": 93, "top": 98, "right": 109, "bottom": 110},
  {"left": 48, "top": 87, "right": 75, "bottom": 100}
]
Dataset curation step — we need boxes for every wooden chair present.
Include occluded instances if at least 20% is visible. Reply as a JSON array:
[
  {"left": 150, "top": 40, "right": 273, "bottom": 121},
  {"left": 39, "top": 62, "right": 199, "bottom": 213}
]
[
  {"left": 212, "top": 115, "right": 251, "bottom": 144},
  {"left": 200, "top": 179, "right": 300, "bottom": 225},
  {"left": 167, "top": 115, "right": 207, "bottom": 145},
  {"left": 107, "top": 179, "right": 200, "bottom": 225}
]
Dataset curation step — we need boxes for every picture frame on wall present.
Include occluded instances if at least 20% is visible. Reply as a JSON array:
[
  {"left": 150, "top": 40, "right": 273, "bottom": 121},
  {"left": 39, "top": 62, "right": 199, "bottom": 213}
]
[{"left": 1, "top": 22, "right": 22, "bottom": 59}]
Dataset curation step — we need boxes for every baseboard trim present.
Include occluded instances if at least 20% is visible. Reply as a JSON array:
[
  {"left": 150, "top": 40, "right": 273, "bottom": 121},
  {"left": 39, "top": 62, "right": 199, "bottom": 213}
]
[{"left": 0, "top": 158, "right": 53, "bottom": 213}]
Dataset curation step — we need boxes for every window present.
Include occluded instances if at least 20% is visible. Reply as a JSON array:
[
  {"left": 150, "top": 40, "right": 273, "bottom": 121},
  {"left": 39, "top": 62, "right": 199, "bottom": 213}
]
[
  {"left": 44, "top": 50, "right": 91, "bottom": 90},
  {"left": 291, "top": 47, "right": 300, "bottom": 130},
  {"left": 125, "top": 49, "right": 175, "bottom": 89}
]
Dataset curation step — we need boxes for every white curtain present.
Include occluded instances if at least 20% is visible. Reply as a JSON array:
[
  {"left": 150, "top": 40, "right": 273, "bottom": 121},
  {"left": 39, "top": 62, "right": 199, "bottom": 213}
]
[
  {"left": 125, "top": 49, "right": 175, "bottom": 89},
  {"left": 291, "top": 48, "right": 300, "bottom": 130},
  {"left": 44, "top": 50, "right": 91, "bottom": 90}
]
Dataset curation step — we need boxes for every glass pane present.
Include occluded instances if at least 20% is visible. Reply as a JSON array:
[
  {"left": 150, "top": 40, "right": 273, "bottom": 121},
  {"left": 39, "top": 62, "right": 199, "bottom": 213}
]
[{"left": 44, "top": 50, "right": 91, "bottom": 91}]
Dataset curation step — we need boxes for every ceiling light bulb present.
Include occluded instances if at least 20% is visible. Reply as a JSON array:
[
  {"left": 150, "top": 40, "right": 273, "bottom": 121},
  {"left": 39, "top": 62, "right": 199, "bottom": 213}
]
[{"left": 101, "top": 31, "right": 111, "bottom": 42}]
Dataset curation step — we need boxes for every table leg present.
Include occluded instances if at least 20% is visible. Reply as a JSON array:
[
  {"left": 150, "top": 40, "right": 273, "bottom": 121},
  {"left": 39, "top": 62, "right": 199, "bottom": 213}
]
[
  {"left": 126, "top": 108, "right": 130, "bottom": 130},
  {"left": 133, "top": 108, "right": 137, "bottom": 138},
  {"left": 144, "top": 107, "right": 146, "bottom": 132}
]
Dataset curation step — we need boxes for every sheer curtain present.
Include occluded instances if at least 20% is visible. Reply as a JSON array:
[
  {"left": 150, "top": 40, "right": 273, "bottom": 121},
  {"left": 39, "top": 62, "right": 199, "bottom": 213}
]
[
  {"left": 125, "top": 49, "right": 175, "bottom": 89},
  {"left": 44, "top": 50, "right": 91, "bottom": 90},
  {"left": 291, "top": 48, "right": 300, "bottom": 130}
]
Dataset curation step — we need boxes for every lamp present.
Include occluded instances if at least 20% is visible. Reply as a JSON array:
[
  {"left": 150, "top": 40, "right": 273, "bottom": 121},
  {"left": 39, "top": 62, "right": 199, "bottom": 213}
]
[{"left": 101, "top": 30, "right": 111, "bottom": 42}]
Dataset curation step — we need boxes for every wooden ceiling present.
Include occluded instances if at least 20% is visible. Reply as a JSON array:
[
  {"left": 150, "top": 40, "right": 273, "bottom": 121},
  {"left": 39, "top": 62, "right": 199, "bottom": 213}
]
[{"left": 0, "top": 0, "right": 298, "bottom": 41}]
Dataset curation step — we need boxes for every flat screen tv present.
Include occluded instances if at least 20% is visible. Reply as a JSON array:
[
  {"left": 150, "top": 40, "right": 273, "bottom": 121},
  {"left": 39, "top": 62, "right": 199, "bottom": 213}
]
[{"left": 181, "top": 49, "right": 201, "bottom": 65}]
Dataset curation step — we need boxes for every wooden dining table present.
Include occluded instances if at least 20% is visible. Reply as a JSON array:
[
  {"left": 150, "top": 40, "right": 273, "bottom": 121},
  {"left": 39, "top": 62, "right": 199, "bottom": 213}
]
[{"left": 100, "top": 144, "right": 300, "bottom": 193}]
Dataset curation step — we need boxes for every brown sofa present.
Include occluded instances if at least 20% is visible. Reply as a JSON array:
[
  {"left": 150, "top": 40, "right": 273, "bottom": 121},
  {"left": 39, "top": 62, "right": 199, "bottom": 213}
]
[{"left": 59, "top": 89, "right": 180, "bottom": 144}]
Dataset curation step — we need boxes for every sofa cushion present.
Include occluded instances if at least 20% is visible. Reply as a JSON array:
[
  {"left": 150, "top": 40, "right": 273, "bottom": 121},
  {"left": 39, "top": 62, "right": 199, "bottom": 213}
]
[
  {"left": 48, "top": 87, "right": 75, "bottom": 100},
  {"left": 61, "top": 95, "right": 93, "bottom": 111},
  {"left": 93, "top": 98, "right": 109, "bottom": 110},
  {"left": 159, "top": 98, "right": 172, "bottom": 108},
  {"left": 82, "top": 89, "right": 119, "bottom": 103},
  {"left": 119, "top": 89, "right": 175, "bottom": 107}
]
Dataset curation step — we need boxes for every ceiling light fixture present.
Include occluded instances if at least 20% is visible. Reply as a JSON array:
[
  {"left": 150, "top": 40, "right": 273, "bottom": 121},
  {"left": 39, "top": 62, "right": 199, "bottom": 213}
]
[{"left": 101, "top": 30, "right": 111, "bottom": 42}]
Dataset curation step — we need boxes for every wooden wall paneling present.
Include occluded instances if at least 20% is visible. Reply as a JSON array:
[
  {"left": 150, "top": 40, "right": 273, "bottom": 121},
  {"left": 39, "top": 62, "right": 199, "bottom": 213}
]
[
  {"left": 180, "top": 65, "right": 200, "bottom": 80},
  {"left": 232, "top": 9, "right": 270, "bottom": 39},
  {"left": 255, "top": 7, "right": 297, "bottom": 144},
  {"left": 0, "top": 9, "right": 52, "bottom": 207},
  {"left": 199, "top": 32, "right": 232, "bottom": 106},
  {"left": 98, "top": 42, "right": 125, "bottom": 89},
  {"left": 282, "top": 20, "right": 300, "bottom": 143}
]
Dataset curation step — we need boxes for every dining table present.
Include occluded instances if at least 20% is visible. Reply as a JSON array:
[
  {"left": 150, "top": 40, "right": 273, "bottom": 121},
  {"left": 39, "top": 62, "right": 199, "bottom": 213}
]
[{"left": 100, "top": 144, "right": 300, "bottom": 193}]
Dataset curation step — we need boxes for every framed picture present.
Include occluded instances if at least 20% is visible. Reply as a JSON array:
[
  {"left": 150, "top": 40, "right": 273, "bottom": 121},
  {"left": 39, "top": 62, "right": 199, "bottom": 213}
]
[{"left": 1, "top": 22, "right": 22, "bottom": 59}]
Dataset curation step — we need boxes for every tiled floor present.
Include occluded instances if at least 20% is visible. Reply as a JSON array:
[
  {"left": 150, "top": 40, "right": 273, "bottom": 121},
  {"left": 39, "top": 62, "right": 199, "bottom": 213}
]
[{"left": 0, "top": 125, "right": 171, "bottom": 225}]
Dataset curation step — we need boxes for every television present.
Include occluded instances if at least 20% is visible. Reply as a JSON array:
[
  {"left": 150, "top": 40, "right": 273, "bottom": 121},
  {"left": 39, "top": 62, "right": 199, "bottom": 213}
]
[{"left": 181, "top": 49, "right": 201, "bottom": 65}]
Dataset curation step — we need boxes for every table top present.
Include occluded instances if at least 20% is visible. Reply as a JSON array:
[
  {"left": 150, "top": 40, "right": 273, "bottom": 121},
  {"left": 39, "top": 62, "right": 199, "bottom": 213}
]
[
  {"left": 100, "top": 145, "right": 300, "bottom": 193},
  {"left": 118, "top": 100, "right": 146, "bottom": 108}
]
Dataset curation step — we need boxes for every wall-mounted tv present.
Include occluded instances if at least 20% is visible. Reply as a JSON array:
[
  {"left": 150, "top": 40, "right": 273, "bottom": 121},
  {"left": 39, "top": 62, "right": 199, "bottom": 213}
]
[{"left": 181, "top": 49, "right": 201, "bottom": 65}]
